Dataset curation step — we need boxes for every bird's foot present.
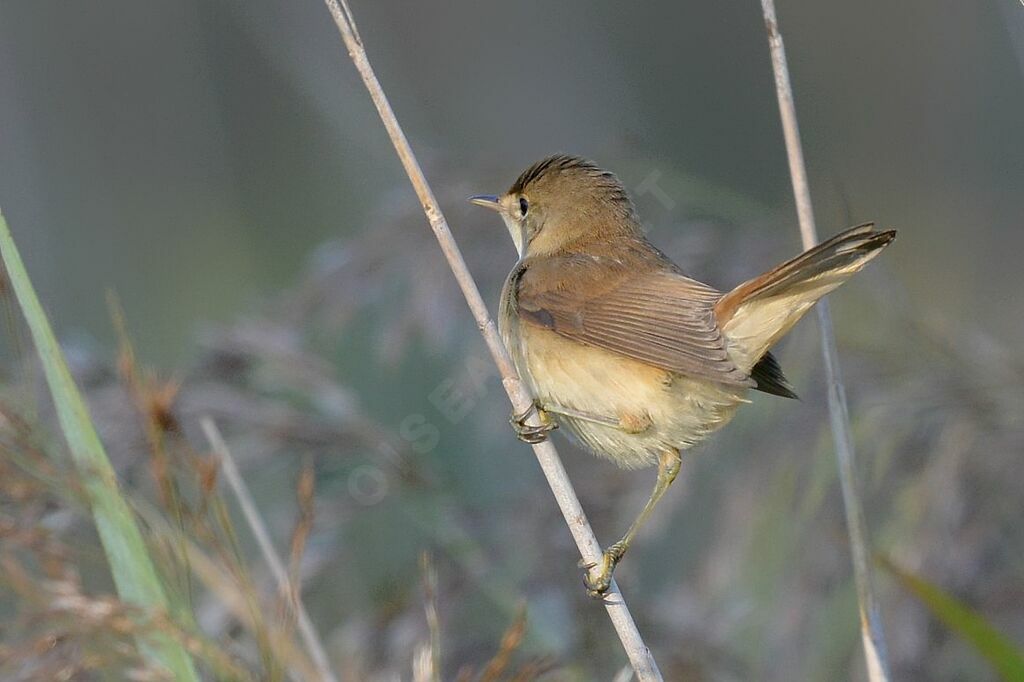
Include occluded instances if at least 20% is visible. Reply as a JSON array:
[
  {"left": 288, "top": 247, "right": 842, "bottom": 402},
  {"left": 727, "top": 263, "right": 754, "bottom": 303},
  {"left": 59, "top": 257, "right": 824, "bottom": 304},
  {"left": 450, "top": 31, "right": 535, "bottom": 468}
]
[
  {"left": 579, "top": 541, "right": 627, "bottom": 599},
  {"left": 509, "top": 401, "right": 557, "bottom": 444}
]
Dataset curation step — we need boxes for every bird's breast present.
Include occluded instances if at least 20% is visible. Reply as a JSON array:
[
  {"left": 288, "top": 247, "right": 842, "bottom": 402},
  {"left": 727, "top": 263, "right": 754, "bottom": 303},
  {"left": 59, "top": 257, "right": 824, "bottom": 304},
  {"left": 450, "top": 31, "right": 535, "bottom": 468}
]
[{"left": 508, "top": 322, "right": 746, "bottom": 469}]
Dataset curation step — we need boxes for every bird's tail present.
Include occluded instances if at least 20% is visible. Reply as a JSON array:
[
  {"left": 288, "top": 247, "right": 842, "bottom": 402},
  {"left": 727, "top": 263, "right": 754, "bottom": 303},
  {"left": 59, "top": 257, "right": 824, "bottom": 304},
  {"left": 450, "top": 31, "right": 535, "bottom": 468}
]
[{"left": 715, "top": 223, "right": 896, "bottom": 373}]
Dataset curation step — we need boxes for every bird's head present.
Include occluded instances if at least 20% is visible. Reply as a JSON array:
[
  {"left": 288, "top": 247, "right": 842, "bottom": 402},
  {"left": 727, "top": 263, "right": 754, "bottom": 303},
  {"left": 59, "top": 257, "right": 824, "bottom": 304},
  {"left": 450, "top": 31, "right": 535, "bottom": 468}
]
[{"left": 470, "top": 155, "right": 640, "bottom": 258}]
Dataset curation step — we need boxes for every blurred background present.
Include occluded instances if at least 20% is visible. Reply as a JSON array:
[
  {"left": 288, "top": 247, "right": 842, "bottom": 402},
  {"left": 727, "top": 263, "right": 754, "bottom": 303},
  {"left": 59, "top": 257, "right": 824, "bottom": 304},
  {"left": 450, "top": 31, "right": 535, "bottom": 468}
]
[{"left": 0, "top": 0, "right": 1022, "bottom": 680}]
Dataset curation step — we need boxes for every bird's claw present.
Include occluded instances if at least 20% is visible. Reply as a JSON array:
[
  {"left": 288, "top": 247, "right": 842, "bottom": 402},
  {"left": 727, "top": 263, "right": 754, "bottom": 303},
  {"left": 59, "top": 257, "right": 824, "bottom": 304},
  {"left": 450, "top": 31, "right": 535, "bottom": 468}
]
[
  {"left": 580, "top": 543, "right": 626, "bottom": 599},
  {"left": 509, "top": 402, "right": 557, "bottom": 444}
]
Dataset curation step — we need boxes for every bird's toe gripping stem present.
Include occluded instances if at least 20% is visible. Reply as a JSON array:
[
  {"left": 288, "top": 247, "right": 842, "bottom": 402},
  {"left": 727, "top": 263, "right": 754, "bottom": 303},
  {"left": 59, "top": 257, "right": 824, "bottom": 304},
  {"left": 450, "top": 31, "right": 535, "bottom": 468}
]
[{"left": 509, "top": 401, "right": 557, "bottom": 444}]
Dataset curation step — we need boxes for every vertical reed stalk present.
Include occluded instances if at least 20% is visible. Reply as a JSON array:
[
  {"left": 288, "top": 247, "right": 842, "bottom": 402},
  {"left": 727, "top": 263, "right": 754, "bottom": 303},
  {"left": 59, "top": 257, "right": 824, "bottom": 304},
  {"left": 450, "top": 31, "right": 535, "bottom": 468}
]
[{"left": 759, "top": 3, "right": 892, "bottom": 679}]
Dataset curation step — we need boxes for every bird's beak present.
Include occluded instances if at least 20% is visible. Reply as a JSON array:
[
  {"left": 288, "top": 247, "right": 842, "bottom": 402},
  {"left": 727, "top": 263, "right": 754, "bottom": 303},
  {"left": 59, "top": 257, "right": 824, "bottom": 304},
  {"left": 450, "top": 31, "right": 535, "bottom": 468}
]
[{"left": 468, "top": 194, "right": 502, "bottom": 211}]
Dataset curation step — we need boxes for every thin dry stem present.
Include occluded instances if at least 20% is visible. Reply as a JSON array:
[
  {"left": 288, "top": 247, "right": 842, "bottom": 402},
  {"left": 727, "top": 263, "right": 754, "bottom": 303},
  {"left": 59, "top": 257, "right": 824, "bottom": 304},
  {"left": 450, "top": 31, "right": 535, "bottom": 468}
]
[
  {"left": 479, "top": 604, "right": 527, "bottom": 682},
  {"left": 319, "top": 1, "right": 662, "bottom": 678},
  {"left": 419, "top": 552, "right": 441, "bottom": 682},
  {"left": 760, "top": 2, "right": 891, "bottom": 679},
  {"left": 134, "top": 500, "right": 323, "bottom": 681},
  {"left": 200, "top": 417, "right": 338, "bottom": 682},
  {"left": 286, "top": 458, "right": 316, "bottom": 612}
]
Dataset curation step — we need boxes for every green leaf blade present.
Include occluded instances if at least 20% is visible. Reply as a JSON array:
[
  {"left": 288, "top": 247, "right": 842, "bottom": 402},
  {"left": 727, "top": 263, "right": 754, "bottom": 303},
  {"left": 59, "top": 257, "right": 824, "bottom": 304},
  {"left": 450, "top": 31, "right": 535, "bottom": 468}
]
[
  {"left": 881, "top": 557, "right": 1024, "bottom": 682},
  {"left": 0, "top": 211, "right": 199, "bottom": 681}
]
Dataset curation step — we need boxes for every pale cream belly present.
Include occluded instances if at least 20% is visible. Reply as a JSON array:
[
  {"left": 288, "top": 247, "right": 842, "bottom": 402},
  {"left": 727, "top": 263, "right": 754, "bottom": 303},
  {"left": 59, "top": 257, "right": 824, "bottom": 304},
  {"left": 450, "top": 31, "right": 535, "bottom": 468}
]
[{"left": 515, "top": 326, "right": 748, "bottom": 469}]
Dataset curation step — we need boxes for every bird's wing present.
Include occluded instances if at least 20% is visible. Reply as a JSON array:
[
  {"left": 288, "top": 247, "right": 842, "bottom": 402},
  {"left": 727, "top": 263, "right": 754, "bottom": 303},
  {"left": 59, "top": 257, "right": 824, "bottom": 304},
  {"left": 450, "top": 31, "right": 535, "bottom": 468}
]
[{"left": 513, "top": 254, "right": 754, "bottom": 387}]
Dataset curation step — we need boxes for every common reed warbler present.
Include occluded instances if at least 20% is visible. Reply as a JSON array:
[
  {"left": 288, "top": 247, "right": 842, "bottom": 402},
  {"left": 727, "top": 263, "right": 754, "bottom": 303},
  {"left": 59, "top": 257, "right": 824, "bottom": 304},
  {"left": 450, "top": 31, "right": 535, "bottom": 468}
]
[{"left": 471, "top": 155, "right": 895, "bottom": 597}]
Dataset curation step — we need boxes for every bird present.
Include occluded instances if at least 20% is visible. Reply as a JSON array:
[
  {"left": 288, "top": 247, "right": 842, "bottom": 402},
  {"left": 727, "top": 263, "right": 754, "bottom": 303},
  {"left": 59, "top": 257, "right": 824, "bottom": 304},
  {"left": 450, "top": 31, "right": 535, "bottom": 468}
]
[{"left": 470, "top": 154, "right": 895, "bottom": 597}]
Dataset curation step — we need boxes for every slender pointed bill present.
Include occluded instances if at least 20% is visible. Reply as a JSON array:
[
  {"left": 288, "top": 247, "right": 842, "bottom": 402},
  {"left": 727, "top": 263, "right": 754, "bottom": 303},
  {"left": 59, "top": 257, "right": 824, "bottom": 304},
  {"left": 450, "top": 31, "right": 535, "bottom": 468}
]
[{"left": 469, "top": 194, "right": 501, "bottom": 210}]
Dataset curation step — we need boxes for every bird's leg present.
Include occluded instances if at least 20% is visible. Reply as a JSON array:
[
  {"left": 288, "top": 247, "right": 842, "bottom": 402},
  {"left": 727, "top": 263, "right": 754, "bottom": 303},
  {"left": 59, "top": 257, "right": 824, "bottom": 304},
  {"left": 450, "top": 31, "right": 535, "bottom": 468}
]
[
  {"left": 511, "top": 402, "right": 653, "bottom": 444},
  {"left": 582, "top": 448, "right": 682, "bottom": 599},
  {"left": 509, "top": 401, "right": 558, "bottom": 444},
  {"left": 542, "top": 404, "right": 621, "bottom": 428},
  {"left": 511, "top": 401, "right": 637, "bottom": 444},
  {"left": 543, "top": 404, "right": 652, "bottom": 434}
]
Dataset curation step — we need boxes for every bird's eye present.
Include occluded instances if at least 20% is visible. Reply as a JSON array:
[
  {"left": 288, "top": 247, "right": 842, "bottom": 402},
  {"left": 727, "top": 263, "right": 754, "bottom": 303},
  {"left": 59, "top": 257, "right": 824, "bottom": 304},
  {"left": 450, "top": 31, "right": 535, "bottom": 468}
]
[{"left": 519, "top": 197, "right": 529, "bottom": 216}]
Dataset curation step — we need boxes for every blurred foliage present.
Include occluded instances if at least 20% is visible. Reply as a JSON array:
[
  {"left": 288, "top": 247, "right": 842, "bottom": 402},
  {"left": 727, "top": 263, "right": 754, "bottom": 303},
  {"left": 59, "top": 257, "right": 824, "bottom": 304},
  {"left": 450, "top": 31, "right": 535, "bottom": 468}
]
[{"left": 881, "top": 557, "right": 1024, "bottom": 682}]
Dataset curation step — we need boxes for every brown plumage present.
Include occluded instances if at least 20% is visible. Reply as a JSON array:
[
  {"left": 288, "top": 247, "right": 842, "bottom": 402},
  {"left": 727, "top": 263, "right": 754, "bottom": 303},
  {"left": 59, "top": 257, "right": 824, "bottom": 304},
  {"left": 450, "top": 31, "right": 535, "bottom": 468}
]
[{"left": 471, "top": 155, "right": 895, "bottom": 596}]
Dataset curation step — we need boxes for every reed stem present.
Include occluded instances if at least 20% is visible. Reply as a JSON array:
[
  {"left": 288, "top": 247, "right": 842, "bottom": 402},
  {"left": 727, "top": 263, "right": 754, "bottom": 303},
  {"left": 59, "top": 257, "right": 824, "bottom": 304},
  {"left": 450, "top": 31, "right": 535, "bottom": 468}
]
[
  {"left": 759, "top": 2, "right": 892, "bottom": 679},
  {"left": 318, "top": 2, "right": 662, "bottom": 678}
]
